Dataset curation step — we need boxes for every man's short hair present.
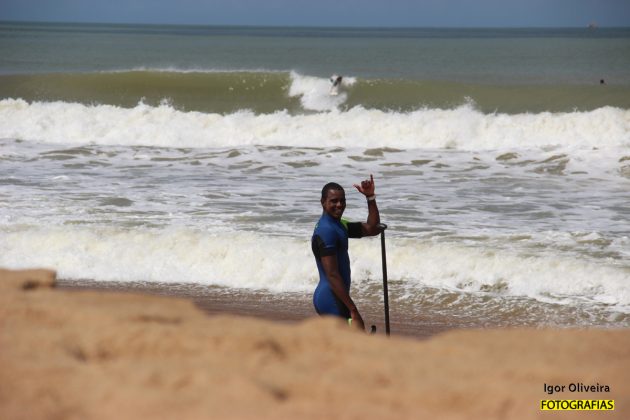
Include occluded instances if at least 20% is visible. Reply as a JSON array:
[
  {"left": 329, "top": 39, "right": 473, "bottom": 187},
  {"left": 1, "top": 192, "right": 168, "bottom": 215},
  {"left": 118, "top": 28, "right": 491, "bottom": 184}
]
[{"left": 321, "top": 182, "right": 344, "bottom": 200}]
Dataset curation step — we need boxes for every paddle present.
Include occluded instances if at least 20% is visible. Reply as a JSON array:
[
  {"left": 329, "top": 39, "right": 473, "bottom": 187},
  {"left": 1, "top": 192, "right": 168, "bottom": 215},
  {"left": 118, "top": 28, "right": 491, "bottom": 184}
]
[{"left": 379, "top": 223, "right": 390, "bottom": 336}]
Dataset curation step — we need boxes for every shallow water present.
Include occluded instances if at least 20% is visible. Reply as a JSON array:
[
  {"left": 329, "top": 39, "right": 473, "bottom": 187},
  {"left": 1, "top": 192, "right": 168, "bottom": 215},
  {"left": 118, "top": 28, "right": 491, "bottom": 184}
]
[{"left": 1, "top": 23, "right": 629, "bottom": 328}]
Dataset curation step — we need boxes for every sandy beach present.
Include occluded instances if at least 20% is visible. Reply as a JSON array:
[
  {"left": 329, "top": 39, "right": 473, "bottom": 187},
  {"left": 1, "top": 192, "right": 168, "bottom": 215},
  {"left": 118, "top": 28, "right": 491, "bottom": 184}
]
[{"left": 2, "top": 268, "right": 628, "bottom": 420}]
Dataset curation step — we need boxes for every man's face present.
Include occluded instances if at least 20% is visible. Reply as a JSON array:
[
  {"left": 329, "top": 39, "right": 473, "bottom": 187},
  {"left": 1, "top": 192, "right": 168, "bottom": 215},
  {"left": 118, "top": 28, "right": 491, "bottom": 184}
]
[{"left": 321, "top": 189, "right": 346, "bottom": 220}]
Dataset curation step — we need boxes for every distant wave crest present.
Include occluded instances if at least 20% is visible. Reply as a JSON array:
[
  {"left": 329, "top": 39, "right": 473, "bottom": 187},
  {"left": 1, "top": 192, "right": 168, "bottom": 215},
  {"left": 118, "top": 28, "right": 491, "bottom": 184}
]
[{"left": 1, "top": 98, "right": 628, "bottom": 151}]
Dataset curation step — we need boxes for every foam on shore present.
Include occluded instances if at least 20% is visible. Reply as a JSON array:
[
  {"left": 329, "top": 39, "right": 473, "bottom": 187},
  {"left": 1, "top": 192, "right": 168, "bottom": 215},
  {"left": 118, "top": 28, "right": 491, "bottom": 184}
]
[{"left": 2, "top": 225, "right": 628, "bottom": 313}]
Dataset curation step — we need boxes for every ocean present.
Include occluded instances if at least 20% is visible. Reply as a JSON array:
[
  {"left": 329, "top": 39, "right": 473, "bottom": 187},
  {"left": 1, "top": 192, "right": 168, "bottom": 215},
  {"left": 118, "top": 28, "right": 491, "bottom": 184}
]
[{"left": 1, "top": 22, "right": 629, "bottom": 330}]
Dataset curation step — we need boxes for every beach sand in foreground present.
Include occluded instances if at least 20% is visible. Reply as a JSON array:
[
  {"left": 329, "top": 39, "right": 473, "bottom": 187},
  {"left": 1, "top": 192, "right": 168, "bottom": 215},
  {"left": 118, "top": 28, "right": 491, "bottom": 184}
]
[{"left": 1, "top": 268, "right": 628, "bottom": 419}]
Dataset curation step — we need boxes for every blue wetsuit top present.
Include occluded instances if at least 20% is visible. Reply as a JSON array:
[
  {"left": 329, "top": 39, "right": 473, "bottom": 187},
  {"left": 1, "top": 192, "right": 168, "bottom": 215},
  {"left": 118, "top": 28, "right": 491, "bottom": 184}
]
[{"left": 311, "top": 213, "right": 363, "bottom": 318}]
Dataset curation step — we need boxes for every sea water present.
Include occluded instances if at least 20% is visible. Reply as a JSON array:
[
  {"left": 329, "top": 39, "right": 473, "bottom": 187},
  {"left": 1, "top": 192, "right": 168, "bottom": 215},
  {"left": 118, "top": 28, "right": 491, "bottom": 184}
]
[{"left": 1, "top": 23, "right": 629, "bottom": 328}]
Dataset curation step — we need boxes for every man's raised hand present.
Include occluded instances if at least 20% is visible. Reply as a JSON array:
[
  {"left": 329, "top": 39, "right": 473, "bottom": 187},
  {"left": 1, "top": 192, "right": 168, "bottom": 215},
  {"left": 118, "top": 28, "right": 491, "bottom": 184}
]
[{"left": 353, "top": 174, "right": 375, "bottom": 197}]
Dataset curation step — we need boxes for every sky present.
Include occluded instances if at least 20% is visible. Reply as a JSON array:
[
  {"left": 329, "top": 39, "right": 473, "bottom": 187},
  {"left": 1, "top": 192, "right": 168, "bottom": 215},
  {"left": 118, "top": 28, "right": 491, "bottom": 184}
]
[{"left": 1, "top": 0, "right": 629, "bottom": 27}]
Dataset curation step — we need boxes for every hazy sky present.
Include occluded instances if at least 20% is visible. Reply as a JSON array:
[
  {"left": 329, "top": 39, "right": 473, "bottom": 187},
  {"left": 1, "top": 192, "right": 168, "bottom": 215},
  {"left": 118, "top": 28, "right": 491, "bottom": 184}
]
[{"left": 1, "top": 0, "right": 629, "bottom": 27}]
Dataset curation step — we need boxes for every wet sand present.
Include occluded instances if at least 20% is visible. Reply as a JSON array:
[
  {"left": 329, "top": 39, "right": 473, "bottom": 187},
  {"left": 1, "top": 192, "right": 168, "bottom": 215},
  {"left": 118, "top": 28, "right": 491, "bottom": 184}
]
[{"left": 58, "top": 279, "right": 457, "bottom": 339}]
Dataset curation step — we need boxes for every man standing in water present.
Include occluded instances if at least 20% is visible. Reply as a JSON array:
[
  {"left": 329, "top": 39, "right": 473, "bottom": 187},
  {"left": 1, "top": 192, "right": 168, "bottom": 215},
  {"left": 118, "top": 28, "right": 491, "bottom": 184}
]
[{"left": 312, "top": 175, "right": 381, "bottom": 330}]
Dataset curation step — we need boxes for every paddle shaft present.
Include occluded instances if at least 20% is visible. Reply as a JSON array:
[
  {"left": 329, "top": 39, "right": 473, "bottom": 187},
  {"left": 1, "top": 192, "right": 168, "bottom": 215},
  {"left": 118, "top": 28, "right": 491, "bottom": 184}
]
[{"left": 379, "top": 223, "right": 390, "bottom": 336}]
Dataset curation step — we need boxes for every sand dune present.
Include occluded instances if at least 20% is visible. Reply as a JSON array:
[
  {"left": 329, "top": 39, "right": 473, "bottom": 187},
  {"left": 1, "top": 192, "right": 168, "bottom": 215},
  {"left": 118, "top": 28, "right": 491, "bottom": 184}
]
[{"left": 1, "top": 268, "right": 628, "bottom": 419}]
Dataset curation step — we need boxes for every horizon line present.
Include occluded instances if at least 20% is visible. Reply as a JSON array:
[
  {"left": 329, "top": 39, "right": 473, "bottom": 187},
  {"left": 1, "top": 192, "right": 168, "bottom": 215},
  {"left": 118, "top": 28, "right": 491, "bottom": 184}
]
[{"left": 1, "top": 19, "right": 628, "bottom": 30}]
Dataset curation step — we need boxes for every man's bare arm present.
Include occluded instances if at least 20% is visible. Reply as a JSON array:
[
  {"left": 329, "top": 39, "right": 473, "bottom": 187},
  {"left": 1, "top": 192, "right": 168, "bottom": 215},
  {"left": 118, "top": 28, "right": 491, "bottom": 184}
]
[{"left": 320, "top": 255, "right": 365, "bottom": 330}]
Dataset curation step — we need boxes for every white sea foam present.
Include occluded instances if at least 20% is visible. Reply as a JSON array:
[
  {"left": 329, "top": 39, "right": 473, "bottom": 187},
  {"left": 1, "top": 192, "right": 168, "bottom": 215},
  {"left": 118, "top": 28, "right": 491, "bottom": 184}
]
[
  {"left": 288, "top": 71, "right": 356, "bottom": 111},
  {"left": 1, "top": 225, "right": 628, "bottom": 311},
  {"left": 1, "top": 98, "right": 628, "bottom": 151},
  {"left": 375, "top": 239, "right": 630, "bottom": 309},
  {"left": 118, "top": 67, "right": 287, "bottom": 74},
  {"left": 0, "top": 226, "right": 315, "bottom": 292}
]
